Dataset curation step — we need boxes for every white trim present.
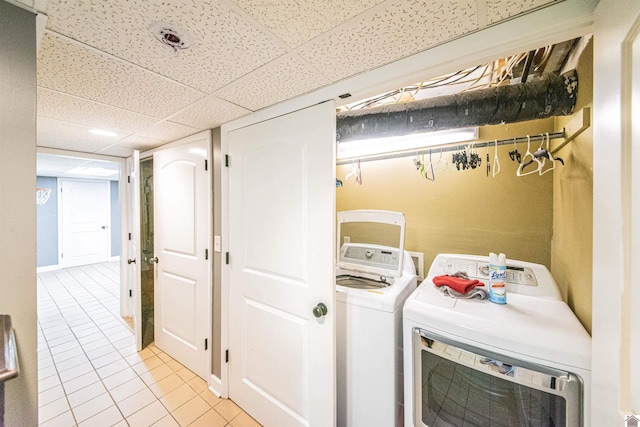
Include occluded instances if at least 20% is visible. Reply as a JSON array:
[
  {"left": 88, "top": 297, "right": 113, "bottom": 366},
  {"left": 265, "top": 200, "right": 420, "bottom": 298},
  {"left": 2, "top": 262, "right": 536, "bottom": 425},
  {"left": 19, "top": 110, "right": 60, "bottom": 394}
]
[{"left": 36, "top": 264, "right": 60, "bottom": 273}]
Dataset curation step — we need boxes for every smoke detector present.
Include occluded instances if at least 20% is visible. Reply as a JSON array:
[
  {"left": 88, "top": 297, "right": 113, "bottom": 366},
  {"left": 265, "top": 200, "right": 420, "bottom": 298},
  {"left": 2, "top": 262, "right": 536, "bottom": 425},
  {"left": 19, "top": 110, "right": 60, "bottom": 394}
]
[{"left": 149, "top": 22, "right": 191, "bottom": 52}]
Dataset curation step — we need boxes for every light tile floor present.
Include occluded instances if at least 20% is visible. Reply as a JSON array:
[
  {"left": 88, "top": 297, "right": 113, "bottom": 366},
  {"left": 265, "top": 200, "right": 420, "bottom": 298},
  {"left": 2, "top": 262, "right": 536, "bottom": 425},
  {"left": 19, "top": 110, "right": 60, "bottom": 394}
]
[{"left": 37, "top": 262, "right": 261, "bottom": 427}]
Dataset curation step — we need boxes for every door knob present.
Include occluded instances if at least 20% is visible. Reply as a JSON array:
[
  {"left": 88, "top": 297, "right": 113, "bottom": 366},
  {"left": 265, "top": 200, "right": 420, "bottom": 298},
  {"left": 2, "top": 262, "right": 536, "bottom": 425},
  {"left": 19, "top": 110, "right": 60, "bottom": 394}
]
[
  {"left": 101, "top": 226, "right": 107, "bottom": 229},
  {"left": 312, "top": 302, "right": 328, "bottom": 318},
  {"left": 127, "top": 258, "right": 136, "bottom": 264},
  {"left": 149, "top": 257, "right": 159, "bottom": 264}
]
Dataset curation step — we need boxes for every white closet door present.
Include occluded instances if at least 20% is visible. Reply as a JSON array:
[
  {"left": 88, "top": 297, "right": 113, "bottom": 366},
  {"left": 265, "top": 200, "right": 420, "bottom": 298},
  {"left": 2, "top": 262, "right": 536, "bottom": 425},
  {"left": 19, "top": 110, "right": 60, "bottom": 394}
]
[{"left": 227, "top": 101, "right": 336, "bottom": 427}]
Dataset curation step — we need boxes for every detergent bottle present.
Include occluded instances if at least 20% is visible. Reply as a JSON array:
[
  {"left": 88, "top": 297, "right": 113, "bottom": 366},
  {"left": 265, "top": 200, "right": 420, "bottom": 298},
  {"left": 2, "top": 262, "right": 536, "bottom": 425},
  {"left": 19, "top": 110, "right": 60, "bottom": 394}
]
[{"left": 489, "top": 252, "right": 507, "bottom": 304}]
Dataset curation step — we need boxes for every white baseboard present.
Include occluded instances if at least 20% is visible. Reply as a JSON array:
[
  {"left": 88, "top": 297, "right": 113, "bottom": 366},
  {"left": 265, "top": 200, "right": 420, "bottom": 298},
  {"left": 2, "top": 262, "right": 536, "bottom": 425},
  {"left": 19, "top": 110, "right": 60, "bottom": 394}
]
[{"left": 37, "top": 264, "right": 60, "bottom": 273}]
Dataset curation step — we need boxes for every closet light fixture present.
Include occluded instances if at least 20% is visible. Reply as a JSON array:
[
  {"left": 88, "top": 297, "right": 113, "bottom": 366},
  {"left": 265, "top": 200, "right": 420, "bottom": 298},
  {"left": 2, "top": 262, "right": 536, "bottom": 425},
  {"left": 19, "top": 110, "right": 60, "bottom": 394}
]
[{"left": 337, "top": 127, "right": 478, "bottom": 160}]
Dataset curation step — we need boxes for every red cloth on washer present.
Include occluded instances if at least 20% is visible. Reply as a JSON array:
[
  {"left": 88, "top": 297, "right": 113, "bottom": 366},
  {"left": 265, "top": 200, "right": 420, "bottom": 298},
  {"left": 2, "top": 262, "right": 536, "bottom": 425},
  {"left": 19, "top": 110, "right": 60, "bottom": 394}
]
[{"left": 432, "top": 274, "right": 484, "bottom": 294}]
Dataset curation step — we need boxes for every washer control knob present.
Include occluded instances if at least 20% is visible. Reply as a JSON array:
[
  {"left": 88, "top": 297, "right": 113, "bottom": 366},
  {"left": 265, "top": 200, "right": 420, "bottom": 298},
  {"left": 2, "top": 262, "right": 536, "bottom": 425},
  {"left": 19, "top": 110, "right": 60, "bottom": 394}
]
[{"left": 365, "top": 250, "right": 374, "bottom": 259}]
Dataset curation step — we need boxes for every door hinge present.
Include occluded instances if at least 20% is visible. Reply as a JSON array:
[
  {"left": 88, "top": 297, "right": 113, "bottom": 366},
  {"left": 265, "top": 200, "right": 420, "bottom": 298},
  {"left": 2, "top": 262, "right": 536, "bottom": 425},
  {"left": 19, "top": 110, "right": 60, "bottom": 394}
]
[
  {"left": 128, "top": 232, "right": 132, "bottom": 241},
  {"left": 205, "top": 249, "right": 209, "bottom": 260},
  {"left": 225, "top": 154, "right": 230, "bottom": 167},
  {"left": 128, "top": 176, "right": 131, "bottom": 183},
  {"left": 204, "top": 338, "right": 208, "bottom": 351},
  {"left": 225, "top": 349, "right": 229, "bottom": 363},
  {"left": 205, "top": 159, "right": 208, "bottom": 171},
  {"left": 129, "top": 289, "right": 132, "bottom": 297},
  {"left": 225, "top": 252, "right": 229, "bottom": 265}
]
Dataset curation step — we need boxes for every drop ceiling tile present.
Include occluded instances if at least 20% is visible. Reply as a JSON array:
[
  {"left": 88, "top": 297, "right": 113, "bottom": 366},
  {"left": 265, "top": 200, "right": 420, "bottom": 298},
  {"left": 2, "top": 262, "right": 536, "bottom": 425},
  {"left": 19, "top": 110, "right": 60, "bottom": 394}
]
[
  {"left": 37, "top": 32, "right": 206, "bottom": 119},
  {"left": 215, "top": 54, "right": 332, "bottom": 111},
  {"left": 297, "top": 0, "right": 478, "bottom": 82},
  {"left": 115, "top": 135, "right": 165, "bottom": 151},
  {"left": 135, "top": 121, "right": 200, "bottom": 144},
  {"left": 232, "top": 0, "right": 386, "bottom": 48},
  {"left": 486, "top": 0, "right": 557, "bottom": 24},
  {"left": 170, "top": 96, "right": 251, "bottom": 130},
  {"left": 44, "top": 0, "right": 289, "bottom": 93},
  {"left": 38, "top": 116, "right": 126, "bottom": 150},
  {"left": 95, "top": 145, "right": 136, "bottom": 157},
  {"left": 38, "top": 88, "right": 159, "bottom": 135}
]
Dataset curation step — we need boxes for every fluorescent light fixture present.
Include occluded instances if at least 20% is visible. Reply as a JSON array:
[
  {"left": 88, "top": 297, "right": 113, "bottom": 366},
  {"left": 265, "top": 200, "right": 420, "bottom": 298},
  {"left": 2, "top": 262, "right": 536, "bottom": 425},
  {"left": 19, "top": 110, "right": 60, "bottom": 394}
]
[
  {"left": 67, "top": 166, "right": 119, "bottom": 177},
  {"left": 337, "top": 127, "right": 478, "bottom": 160},
  {"left": 89, "top": 129, "right": 118, "bottom": 137}
]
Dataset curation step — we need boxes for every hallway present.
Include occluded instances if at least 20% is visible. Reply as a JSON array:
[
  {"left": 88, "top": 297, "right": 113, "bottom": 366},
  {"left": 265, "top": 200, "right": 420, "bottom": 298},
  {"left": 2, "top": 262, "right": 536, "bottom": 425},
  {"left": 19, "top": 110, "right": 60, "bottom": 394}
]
[{"left": 37, "top": 262, "right": 260, "bottom": 427}]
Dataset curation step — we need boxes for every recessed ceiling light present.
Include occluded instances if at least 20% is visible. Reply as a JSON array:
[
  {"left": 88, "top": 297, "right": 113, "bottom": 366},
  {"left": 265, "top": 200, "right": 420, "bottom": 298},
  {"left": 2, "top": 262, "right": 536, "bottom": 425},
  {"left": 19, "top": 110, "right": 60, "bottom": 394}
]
[{"left": 89, "top": 129, "right": 118, "bottom": 137}]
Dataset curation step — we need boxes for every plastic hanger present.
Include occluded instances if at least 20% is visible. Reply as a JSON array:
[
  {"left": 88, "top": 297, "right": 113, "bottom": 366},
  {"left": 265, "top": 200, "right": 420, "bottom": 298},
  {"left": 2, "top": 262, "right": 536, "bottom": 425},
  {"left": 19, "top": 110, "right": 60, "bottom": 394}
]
[
  {"left": 517, "top": 135, "right": 542, "bottom": 176},
  {"left": 345, "top": 159, "right": 362, "bottom": 184},
  {"left": 492, "top": 139, "right": 501, "bottom": 177},
  {"left": 537, "top": 132, "right": 556, "bottom": 176},
  {"left": 433, "top": 148, "right": 448, "bottom": 174}
]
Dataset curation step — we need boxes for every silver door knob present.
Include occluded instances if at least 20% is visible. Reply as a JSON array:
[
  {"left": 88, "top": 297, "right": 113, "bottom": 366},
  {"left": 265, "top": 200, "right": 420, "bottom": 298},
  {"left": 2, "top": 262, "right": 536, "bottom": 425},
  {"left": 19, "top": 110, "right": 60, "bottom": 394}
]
[
  {"left": 312, "top": 303, "right": 328, "bottom": 318},
  {"left": 127, "top": 258, "right": 136, "bottom": 264},
  {"left": 149, "top": 257, "right": 159, "bottom": 264}
]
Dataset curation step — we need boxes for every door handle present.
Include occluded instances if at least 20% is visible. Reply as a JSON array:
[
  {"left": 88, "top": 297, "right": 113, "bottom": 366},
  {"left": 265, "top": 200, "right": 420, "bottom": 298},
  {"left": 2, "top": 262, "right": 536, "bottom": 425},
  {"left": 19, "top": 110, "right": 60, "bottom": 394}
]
[
  {"left": 149, "top": 257, "right": 159, "bottom": 264},
  {"left": 312, "top": 303, "right": 328, "bottom": 318},
  {"left": 101, "top": 226, "right": 107, "bottom": 229},
  {"left": 127, "top": 258, "right": 136, "bottom": 264}
]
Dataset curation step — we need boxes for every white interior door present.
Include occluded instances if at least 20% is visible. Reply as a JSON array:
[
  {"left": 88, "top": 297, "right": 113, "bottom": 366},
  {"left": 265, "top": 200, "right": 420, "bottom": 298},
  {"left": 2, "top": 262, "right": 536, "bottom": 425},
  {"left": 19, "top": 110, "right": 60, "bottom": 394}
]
[
  {"left": 127, "top": 151, "right": 142, "bottom": 351},
  {"left": 592, "top": 0, "right": 640, "bottom": 424},
  {"left": 227, "top": 101, "right": 336, "bottom": 427},
  {"left": 154, "top": 134, "right": 211, "bottom": 380},
  {"left": 61, "top": 179, "right": 110, "bottom": 268}
]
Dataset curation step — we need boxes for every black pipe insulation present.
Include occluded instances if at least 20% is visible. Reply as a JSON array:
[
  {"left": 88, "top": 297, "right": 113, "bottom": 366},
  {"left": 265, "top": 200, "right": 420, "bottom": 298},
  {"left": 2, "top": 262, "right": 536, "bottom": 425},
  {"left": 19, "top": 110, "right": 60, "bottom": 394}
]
[{"left": 336, "top": 70, "right": 578, "bottom": 142}]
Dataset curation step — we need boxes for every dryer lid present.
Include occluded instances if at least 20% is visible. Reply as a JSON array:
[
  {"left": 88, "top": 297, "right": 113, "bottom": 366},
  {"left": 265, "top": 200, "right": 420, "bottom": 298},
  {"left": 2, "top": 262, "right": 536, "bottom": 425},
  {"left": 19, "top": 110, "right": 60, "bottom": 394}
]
[{"left": 337, "top": 210, "right": 406, "bottom": 278}]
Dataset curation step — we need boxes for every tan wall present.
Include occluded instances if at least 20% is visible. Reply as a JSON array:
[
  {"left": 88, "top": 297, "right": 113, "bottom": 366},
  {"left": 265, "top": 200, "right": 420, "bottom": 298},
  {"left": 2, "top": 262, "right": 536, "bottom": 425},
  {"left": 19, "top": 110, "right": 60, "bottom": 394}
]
[
  {"left": 551, "top": 38, "right": 593, "bottom": 333},
  {"left": 337, "top": 118, "right": 556, "bottom": 277}
]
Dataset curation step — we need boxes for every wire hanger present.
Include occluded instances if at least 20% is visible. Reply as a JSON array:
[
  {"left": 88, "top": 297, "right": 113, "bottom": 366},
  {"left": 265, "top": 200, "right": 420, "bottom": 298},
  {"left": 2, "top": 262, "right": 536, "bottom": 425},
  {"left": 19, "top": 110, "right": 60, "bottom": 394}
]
[
  {"left": 509, "top": 137, "right": 521, "bottom": 164},
  {"left": 517, "top": 135, "right": 542, "bottom": 176},
  {"left": 492, "top": 139, "right": 501, "bottom": 177},
  {"left": 425, "top": 149, "right": 435, "bottom": 181}
]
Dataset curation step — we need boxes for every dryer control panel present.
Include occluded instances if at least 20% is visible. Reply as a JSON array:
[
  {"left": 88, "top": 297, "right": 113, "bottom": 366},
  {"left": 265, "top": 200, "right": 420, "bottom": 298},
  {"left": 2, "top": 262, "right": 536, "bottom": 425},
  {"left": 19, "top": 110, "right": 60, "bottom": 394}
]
[{"left": 441, "top": 257, "right": 538, "bottom": 287}]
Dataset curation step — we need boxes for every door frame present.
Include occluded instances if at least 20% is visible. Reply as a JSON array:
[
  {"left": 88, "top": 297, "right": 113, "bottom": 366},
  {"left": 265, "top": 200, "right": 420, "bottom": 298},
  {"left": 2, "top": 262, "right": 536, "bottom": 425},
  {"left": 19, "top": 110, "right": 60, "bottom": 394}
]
[{"left": 37, "top": 147, "right": 129, "bottom": 316}]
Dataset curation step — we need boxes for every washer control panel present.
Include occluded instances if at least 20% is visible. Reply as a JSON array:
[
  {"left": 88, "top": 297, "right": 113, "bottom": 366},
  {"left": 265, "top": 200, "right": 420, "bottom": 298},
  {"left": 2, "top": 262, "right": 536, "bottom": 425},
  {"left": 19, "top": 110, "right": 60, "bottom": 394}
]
[
  {"left": 341, "top": 244, "right": 399, "bottom": 270},
  {"left": 441, "top": 257, "right": 538, "bottom": 287}
]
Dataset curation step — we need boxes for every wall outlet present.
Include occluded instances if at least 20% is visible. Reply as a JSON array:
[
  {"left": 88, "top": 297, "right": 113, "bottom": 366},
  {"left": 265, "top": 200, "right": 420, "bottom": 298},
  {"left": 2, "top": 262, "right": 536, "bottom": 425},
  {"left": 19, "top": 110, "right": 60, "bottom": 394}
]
[{"left": 344, "top": 236, "right": 350, "bottom": 244}]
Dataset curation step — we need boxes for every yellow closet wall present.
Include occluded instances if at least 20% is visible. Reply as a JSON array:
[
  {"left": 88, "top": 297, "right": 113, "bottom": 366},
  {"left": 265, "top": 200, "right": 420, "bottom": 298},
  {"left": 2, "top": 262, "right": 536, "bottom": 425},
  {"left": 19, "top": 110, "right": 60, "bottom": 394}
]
[
  {"left": 551, "top": 38, "right": 593, "bottom": 333},
  {"left": 336, "top": 40, "right": 594, "bottom": 333}
]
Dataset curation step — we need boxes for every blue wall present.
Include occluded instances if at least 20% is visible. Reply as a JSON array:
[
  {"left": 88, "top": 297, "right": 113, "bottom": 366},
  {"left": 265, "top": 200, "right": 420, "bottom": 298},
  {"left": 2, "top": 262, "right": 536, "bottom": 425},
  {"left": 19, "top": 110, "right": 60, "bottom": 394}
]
[{"left": 36, "top": 177, "right": 59, "bottom": 267}]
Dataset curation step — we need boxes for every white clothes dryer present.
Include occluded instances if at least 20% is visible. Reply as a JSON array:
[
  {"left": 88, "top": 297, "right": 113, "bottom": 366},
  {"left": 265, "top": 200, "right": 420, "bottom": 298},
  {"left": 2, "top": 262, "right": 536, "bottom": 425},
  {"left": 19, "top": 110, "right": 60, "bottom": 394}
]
[
  {"left": 336, "top": 210, "right": 417, "bottom": 427},
  {"left": 403, "top": 254, "right": 591, "bottom": 427}
]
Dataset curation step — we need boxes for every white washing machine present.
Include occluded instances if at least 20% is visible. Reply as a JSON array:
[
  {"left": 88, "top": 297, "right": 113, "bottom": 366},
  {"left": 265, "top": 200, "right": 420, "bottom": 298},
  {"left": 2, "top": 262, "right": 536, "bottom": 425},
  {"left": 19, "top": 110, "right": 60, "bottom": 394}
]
[
  {"left": 403, "top": 254, "right": 592, "bottom": 427},
  {"left": 336, "top": 210, "right": 418, "bottom": 427}
]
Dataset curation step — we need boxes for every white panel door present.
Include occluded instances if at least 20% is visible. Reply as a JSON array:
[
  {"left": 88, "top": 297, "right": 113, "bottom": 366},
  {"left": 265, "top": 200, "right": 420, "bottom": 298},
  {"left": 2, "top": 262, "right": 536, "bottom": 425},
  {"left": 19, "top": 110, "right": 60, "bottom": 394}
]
[
  {"left": 154, "top": 136, "right": 211, "bottom": 379},
  {"left": 61, "top": 179, "right": 110, "bottom": 268},
  {"left": 227, "top": 101, "right": 336, "bottom": 427},
  {"left": 592, "top": 0, "right": 640, "bottom": 423},
  {"left": 127, "top": 151, "right": 143, "bottom": 351}
]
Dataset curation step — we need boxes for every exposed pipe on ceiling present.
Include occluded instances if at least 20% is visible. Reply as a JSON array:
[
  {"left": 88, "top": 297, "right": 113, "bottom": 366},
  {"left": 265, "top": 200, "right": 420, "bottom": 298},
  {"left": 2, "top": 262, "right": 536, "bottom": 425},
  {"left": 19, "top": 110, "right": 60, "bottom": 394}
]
[{"left": 336, "top": 70, "right": 578, "bottom": 142}]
